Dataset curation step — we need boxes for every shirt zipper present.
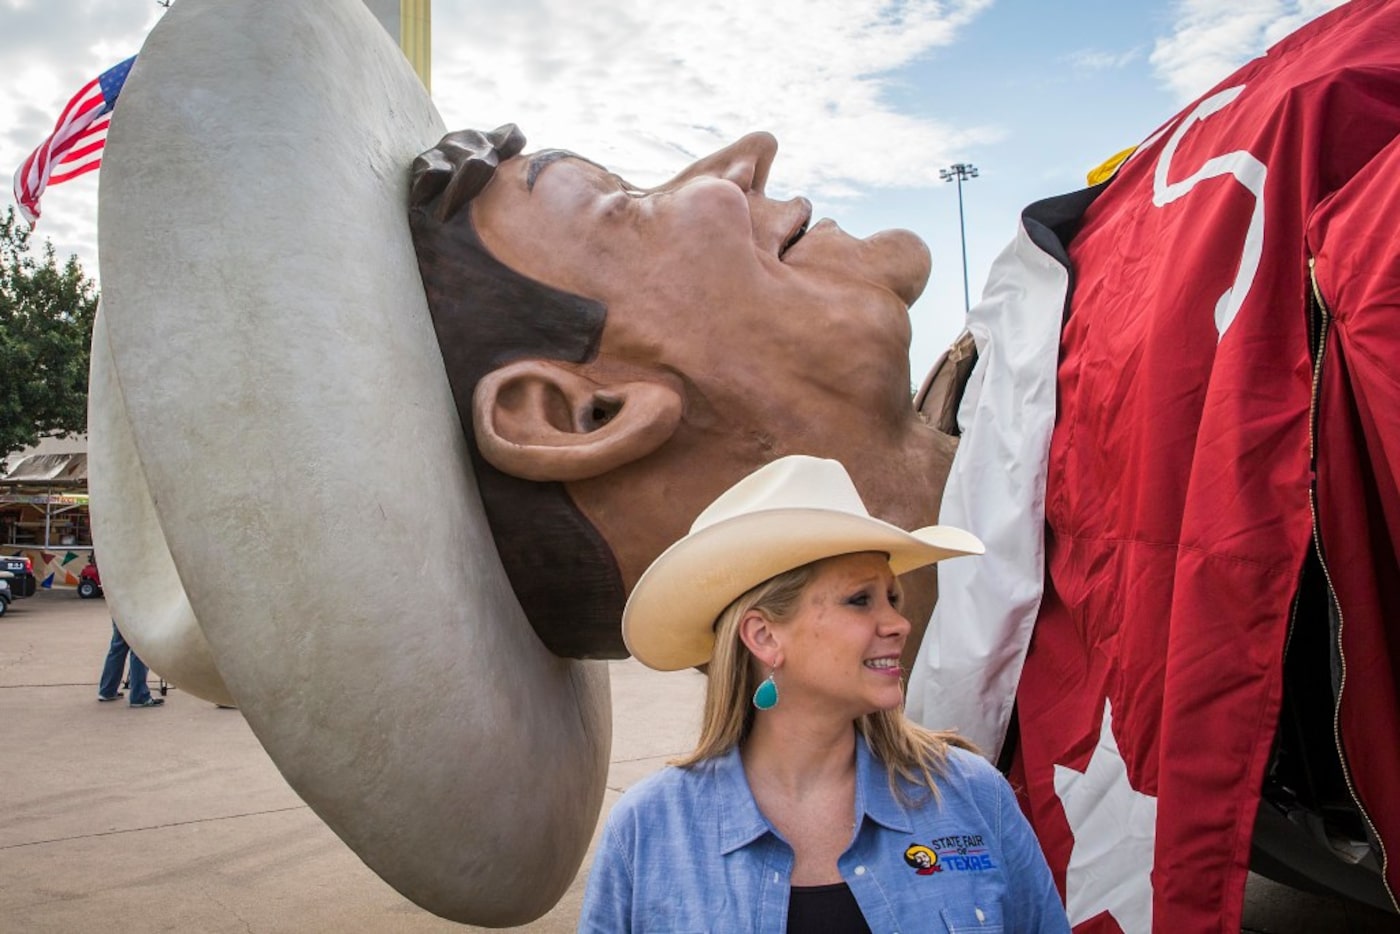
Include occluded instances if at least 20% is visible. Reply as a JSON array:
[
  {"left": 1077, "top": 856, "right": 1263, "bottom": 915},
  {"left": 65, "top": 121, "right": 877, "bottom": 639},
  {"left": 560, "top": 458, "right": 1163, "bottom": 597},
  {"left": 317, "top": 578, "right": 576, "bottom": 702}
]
[{"left": 1306, "top": 255, "right": 1397, "bottom": 912}]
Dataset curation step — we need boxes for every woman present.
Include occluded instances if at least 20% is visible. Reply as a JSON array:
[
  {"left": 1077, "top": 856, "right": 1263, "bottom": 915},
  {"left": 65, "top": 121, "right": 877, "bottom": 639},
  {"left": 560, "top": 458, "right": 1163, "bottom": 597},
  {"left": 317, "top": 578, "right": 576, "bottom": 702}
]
[{"left": 579, "top": 455, "right": 1070, "bottom": 932}]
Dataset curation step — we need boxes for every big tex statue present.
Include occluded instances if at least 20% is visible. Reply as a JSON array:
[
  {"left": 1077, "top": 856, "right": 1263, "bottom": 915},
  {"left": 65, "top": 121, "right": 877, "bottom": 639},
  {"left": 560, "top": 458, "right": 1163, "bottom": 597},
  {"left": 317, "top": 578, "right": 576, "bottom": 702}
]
[{"left": 91, "top": 0, "right": 1397, "bottom": 929}]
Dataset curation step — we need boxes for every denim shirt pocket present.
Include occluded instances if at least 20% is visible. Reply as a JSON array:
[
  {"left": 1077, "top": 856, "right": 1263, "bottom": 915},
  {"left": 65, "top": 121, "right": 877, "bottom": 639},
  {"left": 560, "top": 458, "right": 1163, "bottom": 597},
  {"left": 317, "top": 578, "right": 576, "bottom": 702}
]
[
  {"left": 939, "top": 903, "right": 1005, "bottom": 933},
  {"left": 636, "top": 873, "right": 734, "bottom": 933},
  {"left": 633, "top": 898, "right": 715, "bottom": 933}
]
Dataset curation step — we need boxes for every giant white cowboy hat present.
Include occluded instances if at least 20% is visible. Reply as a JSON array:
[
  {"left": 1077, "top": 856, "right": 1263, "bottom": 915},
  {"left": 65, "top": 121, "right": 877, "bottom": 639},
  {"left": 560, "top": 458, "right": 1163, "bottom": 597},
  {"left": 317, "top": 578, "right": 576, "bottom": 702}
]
[
  {"left": 89, "top": 0, "right": 609, "bottom": 925},
  {"left": 624, "top": 455, "right": 984, "bottom": 671}
]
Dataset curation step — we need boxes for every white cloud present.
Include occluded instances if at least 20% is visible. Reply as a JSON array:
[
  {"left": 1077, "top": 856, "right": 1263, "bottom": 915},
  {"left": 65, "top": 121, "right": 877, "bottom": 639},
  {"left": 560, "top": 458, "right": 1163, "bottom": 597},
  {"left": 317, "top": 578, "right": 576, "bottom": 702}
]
[
  {"left": 1149, "top": 0, "right": 1350, "bottom": 102},
  {"left": 1064, "top": 47, "right": 1142, "bottom": 72},
  {"left": 430, "top": 0, "right": 1000, "bottom": 200}
]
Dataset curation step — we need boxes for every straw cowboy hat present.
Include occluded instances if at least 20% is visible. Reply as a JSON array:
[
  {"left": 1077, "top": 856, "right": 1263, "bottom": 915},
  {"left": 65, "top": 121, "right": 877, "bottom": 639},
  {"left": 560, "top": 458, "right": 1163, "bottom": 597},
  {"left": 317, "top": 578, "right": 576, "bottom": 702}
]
[
  {"left": 90, "top": 0, "right": 607, "bottom": 925},
  {"left": 623, "top": 455, "right": 984, "bottom": 671}
]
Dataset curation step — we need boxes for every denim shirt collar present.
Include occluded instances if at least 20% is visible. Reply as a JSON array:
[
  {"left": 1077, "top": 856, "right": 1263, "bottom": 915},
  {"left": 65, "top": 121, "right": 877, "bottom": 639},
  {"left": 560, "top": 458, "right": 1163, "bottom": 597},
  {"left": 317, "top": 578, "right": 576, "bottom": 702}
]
[{"left": 715, "top": 732, "right": 913, "bottom": 856}]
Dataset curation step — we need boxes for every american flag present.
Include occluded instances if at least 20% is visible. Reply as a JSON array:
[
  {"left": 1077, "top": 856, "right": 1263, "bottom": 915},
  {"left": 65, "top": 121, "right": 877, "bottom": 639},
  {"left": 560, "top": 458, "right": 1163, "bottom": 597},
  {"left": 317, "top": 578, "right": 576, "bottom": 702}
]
[{"left": 12, "top": 55, "right": 136, "bottom": 226}]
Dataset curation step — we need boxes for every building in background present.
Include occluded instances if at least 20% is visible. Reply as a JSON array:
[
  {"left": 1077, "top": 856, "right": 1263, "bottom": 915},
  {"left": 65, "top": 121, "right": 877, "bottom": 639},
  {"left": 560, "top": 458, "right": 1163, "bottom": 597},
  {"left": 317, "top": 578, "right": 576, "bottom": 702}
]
[{"left": 1, "top": 435, "right": 91, "bottom": 589}]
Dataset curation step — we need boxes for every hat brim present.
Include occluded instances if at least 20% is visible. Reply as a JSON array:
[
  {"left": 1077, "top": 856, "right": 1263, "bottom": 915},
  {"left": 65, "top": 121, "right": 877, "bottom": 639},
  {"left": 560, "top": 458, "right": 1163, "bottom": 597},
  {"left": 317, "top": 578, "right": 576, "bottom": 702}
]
[
  {"left": 623, "top": 507, "right": 984, "bottom": 671},
  {"left": 93, "top": 0, "right": 610, "bottom": 924}
]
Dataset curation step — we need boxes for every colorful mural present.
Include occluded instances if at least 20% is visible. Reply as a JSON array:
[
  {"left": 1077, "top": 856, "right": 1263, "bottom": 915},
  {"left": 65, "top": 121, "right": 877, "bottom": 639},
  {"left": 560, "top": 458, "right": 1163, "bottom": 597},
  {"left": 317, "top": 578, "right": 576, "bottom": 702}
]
[{"left": 1, "top": 547, "right": 92, "bottom": 589}]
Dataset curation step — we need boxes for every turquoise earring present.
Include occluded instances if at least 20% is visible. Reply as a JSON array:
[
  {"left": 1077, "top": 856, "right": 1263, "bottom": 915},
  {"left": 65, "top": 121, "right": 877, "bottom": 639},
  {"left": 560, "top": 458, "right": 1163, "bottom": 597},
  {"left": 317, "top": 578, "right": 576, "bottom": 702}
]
[{"left": 752, "top": 670, "right": 779, "bottom": 710}]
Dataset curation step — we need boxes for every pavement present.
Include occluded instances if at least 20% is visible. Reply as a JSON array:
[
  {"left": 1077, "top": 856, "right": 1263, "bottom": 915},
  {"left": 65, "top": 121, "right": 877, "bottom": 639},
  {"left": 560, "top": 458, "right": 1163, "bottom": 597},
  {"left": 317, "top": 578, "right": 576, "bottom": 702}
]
[{"left": 1, "top": 590, "right": 1395, "bottom": 932}]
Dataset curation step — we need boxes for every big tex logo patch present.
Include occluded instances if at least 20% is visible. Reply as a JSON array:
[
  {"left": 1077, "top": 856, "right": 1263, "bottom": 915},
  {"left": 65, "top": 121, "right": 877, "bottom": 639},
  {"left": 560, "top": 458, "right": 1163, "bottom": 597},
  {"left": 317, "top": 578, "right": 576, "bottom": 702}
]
[{"left": 903, "top": 834, "right": 996, "bottom": 876}]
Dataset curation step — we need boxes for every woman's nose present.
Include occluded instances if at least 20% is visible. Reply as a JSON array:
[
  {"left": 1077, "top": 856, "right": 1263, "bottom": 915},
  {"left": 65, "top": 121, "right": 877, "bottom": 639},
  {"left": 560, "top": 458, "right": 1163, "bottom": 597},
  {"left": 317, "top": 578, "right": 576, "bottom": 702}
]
[
  {"left": 880, "top": 603, "right": 912, "bottom": 639},
  {"left": 664, "top": 131, "right": 777, "bottom": 193}
]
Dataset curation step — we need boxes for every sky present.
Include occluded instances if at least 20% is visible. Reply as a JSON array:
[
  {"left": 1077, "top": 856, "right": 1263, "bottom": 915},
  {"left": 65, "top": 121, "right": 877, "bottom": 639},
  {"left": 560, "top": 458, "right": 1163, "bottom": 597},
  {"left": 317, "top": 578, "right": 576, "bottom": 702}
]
[{"left": 0, "top": 0, "right": 1349, "bottom": 372}]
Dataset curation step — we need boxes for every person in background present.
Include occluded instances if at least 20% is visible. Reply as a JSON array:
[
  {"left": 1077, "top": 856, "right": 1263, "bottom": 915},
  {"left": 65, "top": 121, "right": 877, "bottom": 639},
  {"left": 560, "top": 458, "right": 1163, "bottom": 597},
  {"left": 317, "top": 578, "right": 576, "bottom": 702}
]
[
  {"left": 97, "top": 620, "right": 163, "bottom": 708},
  {"left": 579, "top": 456, "right": 1068, "bottom": 932}
]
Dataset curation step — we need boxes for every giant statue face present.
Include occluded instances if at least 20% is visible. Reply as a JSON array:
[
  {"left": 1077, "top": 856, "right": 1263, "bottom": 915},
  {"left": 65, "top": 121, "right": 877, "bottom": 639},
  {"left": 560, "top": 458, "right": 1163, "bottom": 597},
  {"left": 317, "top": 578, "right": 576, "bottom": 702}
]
[
  {"left": 413, "top": 128, "right": 956, "bottom": 662},
  {"left": 88, "top": 0, "right": 957, "bottom": 926}
]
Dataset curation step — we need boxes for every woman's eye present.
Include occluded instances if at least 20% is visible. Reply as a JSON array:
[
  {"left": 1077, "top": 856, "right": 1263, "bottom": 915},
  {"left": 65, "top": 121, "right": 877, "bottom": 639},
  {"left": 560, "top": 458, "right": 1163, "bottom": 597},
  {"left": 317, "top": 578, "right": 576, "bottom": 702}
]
[
  {"left": 847, "top": 593, "right": 871, "bottom": 607},
  {"left": 888, "top": 590, "right": 902, "bottom": 607}
]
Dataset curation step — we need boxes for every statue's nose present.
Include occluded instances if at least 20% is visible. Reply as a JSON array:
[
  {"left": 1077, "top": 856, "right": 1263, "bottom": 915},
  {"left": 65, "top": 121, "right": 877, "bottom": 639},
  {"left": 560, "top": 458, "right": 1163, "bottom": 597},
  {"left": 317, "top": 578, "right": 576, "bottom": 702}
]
[{"left": 664, "top": 131, "right": 778, "bottom": 194}]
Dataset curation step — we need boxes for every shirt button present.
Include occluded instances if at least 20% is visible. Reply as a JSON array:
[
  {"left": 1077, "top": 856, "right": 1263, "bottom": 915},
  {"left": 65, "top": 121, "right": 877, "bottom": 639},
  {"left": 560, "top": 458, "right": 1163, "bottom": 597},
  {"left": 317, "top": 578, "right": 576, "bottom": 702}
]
[
  {"left": 854, "top": 865, "right": 866, "bottom": 876},
  {"left": 975, "top": 907, "right": 986, "bottom": 923}
]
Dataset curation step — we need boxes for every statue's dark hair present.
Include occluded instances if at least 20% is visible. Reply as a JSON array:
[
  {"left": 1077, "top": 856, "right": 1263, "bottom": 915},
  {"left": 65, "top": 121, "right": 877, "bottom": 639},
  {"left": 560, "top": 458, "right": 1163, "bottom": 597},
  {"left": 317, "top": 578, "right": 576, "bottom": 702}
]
[{"left": 409, "top": 125, "right": 627, "bottom": 658}]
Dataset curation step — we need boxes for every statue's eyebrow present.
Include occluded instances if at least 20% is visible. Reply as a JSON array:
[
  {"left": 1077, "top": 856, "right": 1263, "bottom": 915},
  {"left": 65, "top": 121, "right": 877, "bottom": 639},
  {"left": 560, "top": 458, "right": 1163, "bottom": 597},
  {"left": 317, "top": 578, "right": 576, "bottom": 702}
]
[{"left": 526, "top": 149, "right": 609, "bottom": 192}]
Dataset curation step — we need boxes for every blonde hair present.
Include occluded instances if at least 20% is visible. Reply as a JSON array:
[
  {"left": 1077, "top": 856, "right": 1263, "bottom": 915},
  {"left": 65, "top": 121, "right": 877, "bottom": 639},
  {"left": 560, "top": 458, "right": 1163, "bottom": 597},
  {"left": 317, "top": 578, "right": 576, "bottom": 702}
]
[{"left": 671, "top": 559, "right": 976, "bottom": 799}]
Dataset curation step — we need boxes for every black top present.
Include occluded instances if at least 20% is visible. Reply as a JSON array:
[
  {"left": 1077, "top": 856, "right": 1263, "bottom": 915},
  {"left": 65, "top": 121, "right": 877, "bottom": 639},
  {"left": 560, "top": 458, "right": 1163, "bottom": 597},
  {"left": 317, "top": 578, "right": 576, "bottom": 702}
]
[{"left": 787, "top": 882, "right": 873, "bottom": 934}]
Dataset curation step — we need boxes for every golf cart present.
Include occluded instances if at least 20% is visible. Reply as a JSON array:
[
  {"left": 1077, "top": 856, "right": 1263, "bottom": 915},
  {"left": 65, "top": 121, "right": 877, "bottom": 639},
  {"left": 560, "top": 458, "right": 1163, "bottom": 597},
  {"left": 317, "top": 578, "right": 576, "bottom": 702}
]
[
  {"left": 0, "top": 554, "right": 36, "bottom": 615},
  {"left": 78, "top": 557, "right": 103, "bottom": 599}
]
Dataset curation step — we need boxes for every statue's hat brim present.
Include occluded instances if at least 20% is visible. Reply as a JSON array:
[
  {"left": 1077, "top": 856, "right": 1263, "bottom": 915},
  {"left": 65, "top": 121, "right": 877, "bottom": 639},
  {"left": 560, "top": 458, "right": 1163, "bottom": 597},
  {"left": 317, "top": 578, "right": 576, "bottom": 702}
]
[{"left": 93, "top": 0, "right": 610, "bottom": 925}]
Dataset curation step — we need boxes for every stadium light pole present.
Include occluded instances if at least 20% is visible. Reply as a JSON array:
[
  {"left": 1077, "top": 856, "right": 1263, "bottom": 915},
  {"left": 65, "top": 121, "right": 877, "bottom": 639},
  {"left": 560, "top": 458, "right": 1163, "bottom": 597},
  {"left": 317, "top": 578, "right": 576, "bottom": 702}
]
[{"left": 940, "top": 162, "right": 979, "bottom": 312}]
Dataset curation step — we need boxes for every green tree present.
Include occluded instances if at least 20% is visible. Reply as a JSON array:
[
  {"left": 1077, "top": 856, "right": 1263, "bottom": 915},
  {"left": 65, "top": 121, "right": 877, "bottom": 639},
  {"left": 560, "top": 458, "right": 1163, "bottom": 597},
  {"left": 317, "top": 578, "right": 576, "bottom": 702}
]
[{"left": 0, "top": 206, "right": 99, "bottom": 461}]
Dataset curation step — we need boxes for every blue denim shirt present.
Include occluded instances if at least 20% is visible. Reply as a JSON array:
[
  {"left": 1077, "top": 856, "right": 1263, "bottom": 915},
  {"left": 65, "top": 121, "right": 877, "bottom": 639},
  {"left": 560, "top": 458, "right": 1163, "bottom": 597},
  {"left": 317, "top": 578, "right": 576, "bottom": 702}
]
[{"left": 579, "top": 738, "right": 1069, "bottom": 932}]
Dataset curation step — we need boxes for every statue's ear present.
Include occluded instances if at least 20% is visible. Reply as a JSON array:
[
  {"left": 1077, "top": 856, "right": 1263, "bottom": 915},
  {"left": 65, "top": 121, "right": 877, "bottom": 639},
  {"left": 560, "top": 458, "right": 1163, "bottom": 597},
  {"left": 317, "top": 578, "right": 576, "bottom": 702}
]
[{"left": 473, "top": 359, "right": 682, "bottom": 482}]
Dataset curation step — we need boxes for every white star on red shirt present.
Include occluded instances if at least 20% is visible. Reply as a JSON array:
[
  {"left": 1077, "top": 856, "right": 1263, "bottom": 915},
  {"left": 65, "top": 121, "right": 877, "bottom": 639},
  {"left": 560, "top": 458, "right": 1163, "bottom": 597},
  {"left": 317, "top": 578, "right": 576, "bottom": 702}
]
[{"left": 1053, "top": 698, "right": 1158, "bottom": 933}]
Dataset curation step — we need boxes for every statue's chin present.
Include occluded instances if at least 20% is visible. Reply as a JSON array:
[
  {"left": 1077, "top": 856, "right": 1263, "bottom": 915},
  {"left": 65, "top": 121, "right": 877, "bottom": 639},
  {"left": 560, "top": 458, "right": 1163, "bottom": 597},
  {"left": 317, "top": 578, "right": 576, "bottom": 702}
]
[{"left": 93, "top": 0, "right": 612, "bottom": 924}]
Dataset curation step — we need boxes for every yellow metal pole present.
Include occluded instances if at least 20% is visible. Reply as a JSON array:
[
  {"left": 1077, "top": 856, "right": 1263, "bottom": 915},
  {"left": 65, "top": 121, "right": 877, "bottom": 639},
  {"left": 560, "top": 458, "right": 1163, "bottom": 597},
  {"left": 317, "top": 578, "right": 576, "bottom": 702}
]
[{"left": 400, "top": 0, "right": 432, "bottom": 94}]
